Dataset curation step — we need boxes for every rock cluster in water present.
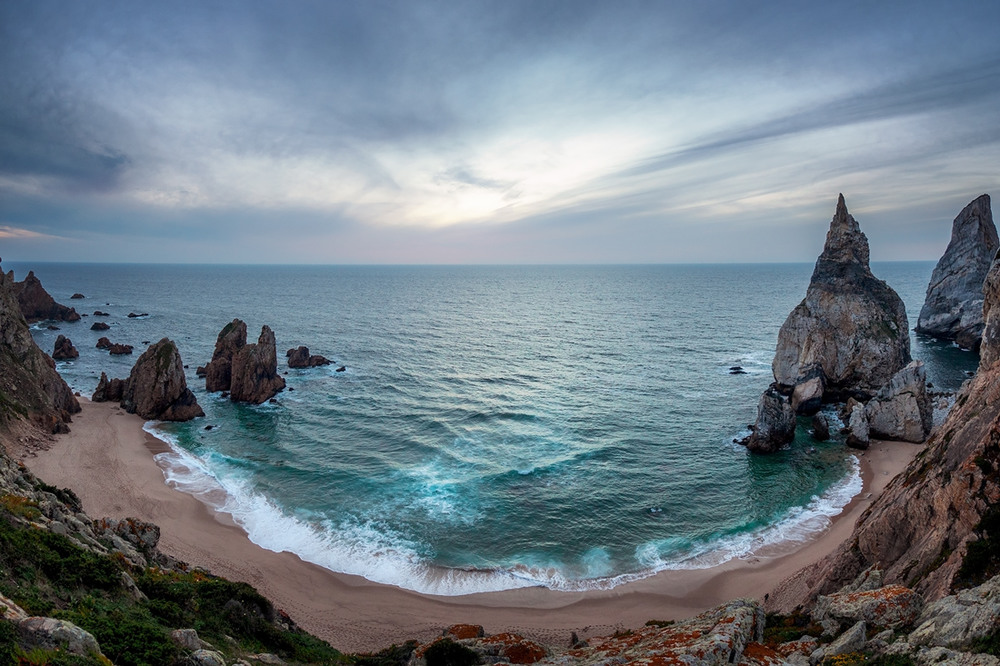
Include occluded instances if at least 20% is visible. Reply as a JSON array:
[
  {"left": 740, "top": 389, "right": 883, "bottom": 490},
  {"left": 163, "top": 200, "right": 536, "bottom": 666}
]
[
  {"left": 9, "top": 270, "right": 81, "bottom": 323},
  {"left": 286, "top": 345, "right": 333, "bottom": 368},
  {"left": 204, "top": 319, "right": 285, "bottom": 404},
  {"left": 51, "top": 335, "right": 79, "bottom": 361},
  {"left": 916, "top": 194, "right": 998, "bottom": 351},
  {"left": 746, "top": 195, "right": 920, "bottom": 453}
]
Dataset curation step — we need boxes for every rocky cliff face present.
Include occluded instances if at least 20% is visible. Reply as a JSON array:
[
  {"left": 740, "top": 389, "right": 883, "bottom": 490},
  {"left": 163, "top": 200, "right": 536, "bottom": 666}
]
[
  {"left": 204, "top": 318, "right": 248, "bottom": 392},
  {"left": 917, "top": 194, "right": 998, "bottom": 351},
  {"left": 772, "top": 254, "right": 1000, "bottom": 608},
  {"left": 772, "top": 195, "right": 911, "bottom": 403},
  {"left": 230, "top": 326, "right": 286, "bottom": 404},
  {"left": 121, "top": 338, "right": 204, "bottom": 421},
  {"left": 0, "top": 263, "right": 80, "bottom": 434},
  {"left": 9, "top": 270, "right": 81, "bottom": 323}
]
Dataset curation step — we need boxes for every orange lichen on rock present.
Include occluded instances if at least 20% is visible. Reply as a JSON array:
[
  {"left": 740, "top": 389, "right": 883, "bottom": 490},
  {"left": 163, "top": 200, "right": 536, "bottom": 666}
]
[{"left": 445, "top": 624, "right": 485, "bottom": 640}]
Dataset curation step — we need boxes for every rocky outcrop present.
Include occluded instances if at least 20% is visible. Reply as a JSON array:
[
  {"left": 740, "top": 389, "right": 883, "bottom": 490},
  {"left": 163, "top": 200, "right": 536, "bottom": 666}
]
[
  {"left": 96, "top": 336, "right": 112, "bottom": 349},
  {"left": 864, "top": 360, "right": 933, "bottom": 442},
  {"left": 108, "top": 343, "right": 134, "bottom": 355},
  {"left": 0, "top": 262, "right": 80, "bottom": 434},
  {"left": 120, "top": 338, "right": 204, "bottom": 421},
  {"left": 286, "top": 346, "right": 333, "bottom": 368},
  {"left": 52, "top": 335, "right": 79, "bottom": 360},
  {"left": 9, "top": 270, "right": 81, "bottom": 323},
  {"left": 772, "top": 195, "right": 911, "bottom": 404},
  {"left": 92, "top": 372, "right": 124, "bottom": 403},
  {"left": 917, "top": 195, "right": 998, "bottom": 351},
  {"left": 846, "top": 402, "right": 870, "bottom": 449},
  {"left": 909, "top": 576, "right": 1000, "bottom": 649},
  {"left": 980, "top": 250, "right": 1000, "bottom": 368},
  {"left": 745, "top": 387, "right": 797, "bottom": 453},
  {"left": 90, "top": 321, "right": 110, "bottom": 331},
  {"left": 230, "top": 326, "right": 286, "bottom": 404},
  {"left": 204, "top": 319, "right": 248, "bottom": 392}
]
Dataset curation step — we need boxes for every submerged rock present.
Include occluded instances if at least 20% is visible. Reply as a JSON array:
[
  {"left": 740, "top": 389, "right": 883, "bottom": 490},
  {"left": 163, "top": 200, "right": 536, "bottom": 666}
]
[
  {"left": 230, "top": 326, "right": 286, "bottom": 404},
  {"left": 10, "top": 270, "right": 81, "bottom": 323},
  {"left": 773, "top": 195, "right": 911, "bottom": 403},
  {"left": 917, "top": 194, "right": 998, "bottom": 351},
  {"left": 90, "top": 321, "right": 110, "bottom": 331},
  {"left": 120, "top": 338, "right": 204, "bottom": 421}
]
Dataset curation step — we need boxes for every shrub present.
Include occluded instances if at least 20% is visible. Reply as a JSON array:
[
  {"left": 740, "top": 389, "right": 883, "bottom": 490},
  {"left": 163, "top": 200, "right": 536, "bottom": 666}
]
[{"left": 423, "top": 639, "right": 482, "bottom": 666}]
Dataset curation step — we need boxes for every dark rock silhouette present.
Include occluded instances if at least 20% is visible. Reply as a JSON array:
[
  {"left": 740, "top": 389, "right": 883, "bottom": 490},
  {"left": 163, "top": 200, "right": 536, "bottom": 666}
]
[
  {"left": 10, "top": 270, "right": 81, "bottom": 323},
  {"left": 286, "top": 346, "right": 333, "bottom": 368},
  {"left": 120, "top": 339, "right": 203, "bottom": 421},
  {"left": 52, "top": 335, "right": 79, "bottom": 360},
  {"left": 230, "top": 326, "right": 286, "bottom": 404},
  {"left": 204, "top": 319, "right": 248, "bottom": 392}
]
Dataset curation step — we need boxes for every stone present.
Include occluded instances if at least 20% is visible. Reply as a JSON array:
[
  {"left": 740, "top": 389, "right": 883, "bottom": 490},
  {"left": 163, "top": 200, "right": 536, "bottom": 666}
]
[
  {"left": 981, "top": 249, "right": 1000, "bottom": 368},
  {"left": 746, "top": 386, "right": 797, "bottom": 453},
  {"left": 18, "top": 616, "right": 102, "bottom": 656},
  {"left": 0, "top": 592, "right": 28, "bottom": 621},
  {"left": 108, "top": 343, "right": 134, "bottom": 355},
  {"left": 822, "top": 620, "right": 868, "bottom": 660},
  {"left": 791, "top": 368, "right": 825, "bottom": 415},
  {"left": 171, "top": 628, "right": 215, "bottom": 652},
  {"left": 127, "top": 312, "right": 148, "bottom": 318},
  {"left": 120, "top": 338, "right": 204, "bottom": 421},
  {"left": 812, "top": 584, "right": 923, "bottom": 629},
  {"left": 811, "top": 413, "right": 830, "bottom": 441},
  {"left": 186, "top": 649, "right": 227, "bottom": 666},
  {"left": 70, "top": 293, "right": 85, "bottom": 299},
  {"left": 93, "top": 310, "right": 109, "bottom": 316},
  {"left": 772, "top": 195, "right": 911, "bottom": 402},
  {"left": 204, "top": 318, "right": 248, "bottom": 392},
  {"left": 846, "top": 402, "right": 869, "bottom": 449},
  {"left": 286, "top": 345, "right": 333, "bottom": 368},
  {"left": 52, "top": 335, "right": 79, "bottom": 360},
  {"left": 0, "top": 262, "right": 80, "bottom": 433},
  {"left": 909, "top": 576, "right": 1000, "bottom": 649},
  {"left": 96, "top": 336, "right": 112, "bottom": 349},
  {"left": 864, "top": 360, "right": 933, "bottom": 442},
  {"left": 10, "top": 270, "right": 81, "bottom": 323},
  {"left": 92, "top": 372, "right": 125, "bottom": 403},
  {"left": 917, "top": 195, "right": 998, "bottom": 351},
  {"left": 90, "top": 321, "right": 110, "bottom": 331},
  {"left": 230, "top": 326, "right": 286, "bottom": 404}
]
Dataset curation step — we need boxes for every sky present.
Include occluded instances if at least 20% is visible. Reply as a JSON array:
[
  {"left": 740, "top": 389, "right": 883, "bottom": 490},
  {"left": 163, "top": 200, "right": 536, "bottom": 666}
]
[{"left": 2, "top": 1, "right": 999, "bottom": 265}]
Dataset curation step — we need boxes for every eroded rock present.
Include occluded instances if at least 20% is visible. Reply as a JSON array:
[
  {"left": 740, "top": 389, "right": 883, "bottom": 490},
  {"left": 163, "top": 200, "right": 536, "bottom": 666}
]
[
  {"left": 229, "top": 326, "right": 286, "bottom": 404},
  {"left": 864, "top": 360, "right": 933, "bottom": 442},
  {"left": 121, "top": 338, "right": 204, "bottom": 421}
]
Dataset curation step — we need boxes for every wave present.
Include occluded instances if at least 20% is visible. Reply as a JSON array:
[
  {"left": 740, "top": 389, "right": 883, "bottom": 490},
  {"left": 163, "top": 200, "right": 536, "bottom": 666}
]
[{"left": 142, "top": 422, "right": 862, "bottom": 597}]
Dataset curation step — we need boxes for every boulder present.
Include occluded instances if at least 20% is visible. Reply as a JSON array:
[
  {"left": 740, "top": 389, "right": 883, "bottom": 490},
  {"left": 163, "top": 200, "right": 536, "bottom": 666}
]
[
  {"left": 791, "top": 367, "right": 825, "bottom": 415},
  {"left": 909, "top": 576, "right": 1000, "bottom": 649},
  {"left": 286, "top": 345, "right": 333, "bottom": 368},
  {"left": 230, "top": 326, "right": 286, "bottom": 404},
  {"left": 108, "top": 343, "right": 134, "bottom": 355},
  {"left": 811, "top": 413, "right": 831, "bottom": 441},
  {"left": 70, "top": 293, "right": 85, "bottom": 299},
  {"left": 96, "top": 336, "right": 112, "bottom": 349},
  {"left": 772, "top": 195, "right": 911, "bottom": 402},
  {"left": 846, "top": 402, "right": 870, "bottom": 449},
  {"left": 917, "top": 195, "right": 998, "bottom": 351},
  {"left": 120, "top": 338, "right": 204, "bottom": 421},
  {"left": 864, "top": 360, "right": 933, "bottom": 442},
  {"left": 746, "top": 386, "right": 797, "bottom": 453},
  {"left": 10, "top": 270, "right": 81, "bottom": 323},
  {"left": 52, "top": 335, "right": 79, "bottom": 360},
  {"left": 812, "top": 584, "right": 923, "bottom": 630},
  {"left": 93, "top": 310, "right": 109, "bottom": 316},
  {"left": 204, "top": 318, "right": 248, "bottom": 392},
  {"left": 18, "top": 616, "right": 102, "bottom": 656},
  {"left": 90, "top": 321, "right": 110, "bottom": 331}
]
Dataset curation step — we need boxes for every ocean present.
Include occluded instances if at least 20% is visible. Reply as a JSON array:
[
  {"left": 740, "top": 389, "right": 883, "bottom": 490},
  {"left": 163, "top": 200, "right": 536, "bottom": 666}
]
[{"left": 11, "top": 262, "right": 977, "bottom": 596}]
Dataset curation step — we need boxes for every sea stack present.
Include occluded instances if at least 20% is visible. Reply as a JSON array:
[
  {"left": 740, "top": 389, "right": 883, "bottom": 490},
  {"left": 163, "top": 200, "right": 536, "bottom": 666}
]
[
  {"left": 916, "top": 194, "right": 998, "bottom": 351},
  {"left": 120, "top": 338, "right": 204, "bottom": 421},
  {"left": 229, "top": 325, "right": 286, "bottom": 404},
  {"left": 773, "top": 194, "right": 911, "bottom": 407},
  {"left": 204, "top": 318, "right": 248, "bottom": 392}
]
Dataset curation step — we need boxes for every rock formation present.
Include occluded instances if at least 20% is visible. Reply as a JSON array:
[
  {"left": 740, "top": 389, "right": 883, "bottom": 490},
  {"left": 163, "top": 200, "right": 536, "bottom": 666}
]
[
  {"left": 230, "top": 326, "right": 286, "bottom": 404},
  {"left": 771, "top": 257, "right": 1000, "bottom": 607},
  {"left": 92, "top": 372, "right": 124, "bottom": 403},
  {"left": 51, "top": 335, "right": 79, "bottom": 361},
  {"left": 286, "top": 345, "right": 333, "bottom": 368},
  {"left": 96, "top": 337, "right": 112, "bottom": 349},
  {"left": 9, "top": 270, "right": 81, "bottom": 323},
  {"left": 773, "top": 195, "right": 911, "bottom": 404},
  {"left": 0, "top": 262, "right": 80, "bottom": 434},
  {"left": 745, "top": 387, "right": 796, "bottom": 453},
  {"left": 108, "top": 343, "right": 134, "bottom": 355},
  {"left": 90, "top": 321, "right": 110, "bottom": 331},
  {"left": 204, "top": 319, "right": 248, "bottom": 392},
  {"left": 120, "top": 338, "right": 204, "bottom": 421},
  {"left": 916, "top": 194, "right": 998, "bottom": 351},
  {"left": 863, "top": 360, "right": 933, "bottom": 443}
]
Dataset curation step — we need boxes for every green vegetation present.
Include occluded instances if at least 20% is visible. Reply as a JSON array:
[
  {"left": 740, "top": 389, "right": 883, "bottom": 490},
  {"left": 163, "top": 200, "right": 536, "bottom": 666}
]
[
  {"left": 969, "top": 628, "right": 1000, "bottom": 657},
  {"left": 422, "top": 638, "right": 482, "bottom": 666},
  {"left": 352, "top": 641, "right": 418, "bottom": 666},
  {"left": 954, "top": 504, "right": 1000, "bottom": 589},
  {"left": 763, "top": 611, "right": 825, "bottom": 647}
]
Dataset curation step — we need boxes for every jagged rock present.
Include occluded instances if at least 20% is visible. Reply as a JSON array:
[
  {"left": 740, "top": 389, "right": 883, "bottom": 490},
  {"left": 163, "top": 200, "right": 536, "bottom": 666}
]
[
  {"left": 286, "top": 346, "right": 333, "bottom": 368},
  {"left": 846, "top": 402, "right": 870, "bottom": 449},
  {"left": 96, "top": 336, "right": 112, "bottom": 349},
  {"left": 791, "top": 367, "right": 826, "bottom": 415},
  {"left": 840, "top": 566, "right": 884, "bottom": 594},
  {"left": 917, "top": 195, "right": 998, "bottom": 351},
  {"left": 171, "top": 628, "right": 216, "bottom": 652},
  {"left": 93, "top": 310, "right": 109, "bottom": 316},
  {"left": 772, "top": 195, "right": 911, "bottom": 404},
  {"left": 11, "top": 270, "right": 81, "bottom": 323},
  {"left": 70, "top": 293, "right": 85, "bottom": 299},
  {"left": 0, "top": 263, "right": 80, "bottom": 433},
  {"left": 108, "top": 343, "right": 134, "bottom": 355},
  {"left": 92, "top": 373, "right": 125, "bottom": 403},
  {"left": 811, "top": 413, "right": 831, "bottom": 441},
  {"left": 249, "top": 655, "right": 288, "bottom": 665},
  {"left": 0, "top": 592, "right": 28, "bottom": 621},
  {"left": 812, "top": 584, "right": 923, "bottom": 630},
  {"left": 185, "top": 649, "right": 227, "bottom": 666},
  {"left": 120, "top": 338, "right": 204, "bottom": 421},
  {"left": 18, "top": 616, "right": 102, "bottom": 656},
  {"left": 981, "top": 250, "right": 1000, "bottom": 368},
  {"left": 230, "top": 326, "right": 286, "bottom": 404},
  {"left": 864, "top": 360, "right": 933, "bottom": 442},
  {"left": 204, "top": 318, "right": 248, "bottom": 392},
  {"left": 52, "top": 335, "right": 79, "bottom": 360},
  {"left": 909, "top": 576, "right": 1000, "bottom": 649},
  {"left": 746, "top": 386, "right": 797, "bottom": 453},
  {"left": 912, "top": 647, "right": 1000, "bottom": 666},
  {"left": 90, "top": 321, "right": 110, "bottom": 331},
  {"left": 813, "top": 621, "right": 867, "bottom": 662}
]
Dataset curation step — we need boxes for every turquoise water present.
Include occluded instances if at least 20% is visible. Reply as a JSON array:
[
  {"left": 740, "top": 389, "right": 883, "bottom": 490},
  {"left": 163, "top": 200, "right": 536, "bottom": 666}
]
[{"left": 13, "top": 262, "right": 976, "bottom": 595}]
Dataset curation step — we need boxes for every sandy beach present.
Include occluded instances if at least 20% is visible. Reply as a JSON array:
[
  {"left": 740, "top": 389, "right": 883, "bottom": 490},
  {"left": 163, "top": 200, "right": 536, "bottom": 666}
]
[{"left": 24, "top": 398, "right": 920, "bottom": 653}]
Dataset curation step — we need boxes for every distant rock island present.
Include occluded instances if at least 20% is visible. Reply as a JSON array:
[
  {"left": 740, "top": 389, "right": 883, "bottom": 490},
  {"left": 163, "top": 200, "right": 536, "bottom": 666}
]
[
  {"left": 9, "top": 269, "right": 81, "bottom": 323},
  {"left": 203, "top": 318, "right": 286, "bottom": 404}
]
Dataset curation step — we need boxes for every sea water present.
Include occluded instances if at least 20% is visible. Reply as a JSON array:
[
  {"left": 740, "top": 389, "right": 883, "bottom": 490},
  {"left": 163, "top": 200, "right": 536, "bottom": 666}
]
[{"left": 12, "top": 262, "right": 976, "bottom": 595}]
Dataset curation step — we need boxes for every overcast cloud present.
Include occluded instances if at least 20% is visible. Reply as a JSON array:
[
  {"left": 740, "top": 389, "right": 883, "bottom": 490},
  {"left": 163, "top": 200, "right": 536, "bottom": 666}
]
[{"left": 1, "top": 0, "right": 999, "bottom": 264}]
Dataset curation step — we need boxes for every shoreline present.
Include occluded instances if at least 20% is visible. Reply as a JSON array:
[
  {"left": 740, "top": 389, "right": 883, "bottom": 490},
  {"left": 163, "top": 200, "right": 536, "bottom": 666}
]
[{"left": 24, "top": 398, "right": 919, "bottom": 653}]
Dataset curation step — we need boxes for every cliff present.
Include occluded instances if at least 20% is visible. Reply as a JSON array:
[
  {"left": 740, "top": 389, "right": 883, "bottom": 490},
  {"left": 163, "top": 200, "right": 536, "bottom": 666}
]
[
  {"left": 9, "top": 270, "right": 81, "bottom": 323},
  {"left": 0, "top": 262, "right": 80, "bottom": 435}
]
